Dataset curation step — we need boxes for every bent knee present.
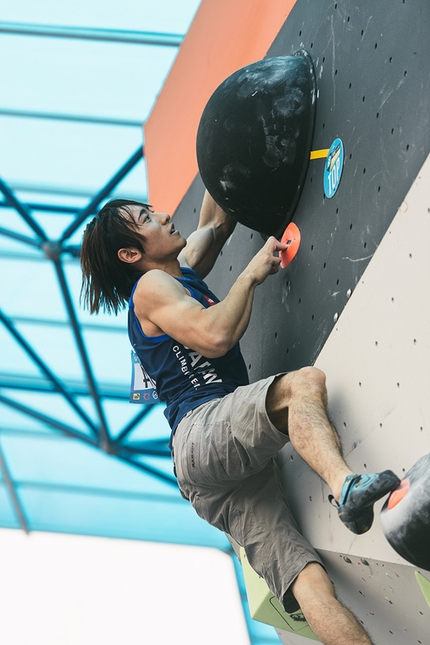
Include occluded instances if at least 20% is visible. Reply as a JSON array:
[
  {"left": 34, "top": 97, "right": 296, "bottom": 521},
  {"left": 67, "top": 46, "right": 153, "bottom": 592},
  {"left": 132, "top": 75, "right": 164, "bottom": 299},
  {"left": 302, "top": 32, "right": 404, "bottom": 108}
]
[
  {"left": 289, "top": 367, "right": 328, "bottom": 407},
  {"left": 297, "top": 366, "right": 326, "bottom": 383},
  {"left": 284, "top": 367, "right": 327, "bottom": 396},
  {"left": 266, "top": 368, "right": 327, "bottom": 429}
]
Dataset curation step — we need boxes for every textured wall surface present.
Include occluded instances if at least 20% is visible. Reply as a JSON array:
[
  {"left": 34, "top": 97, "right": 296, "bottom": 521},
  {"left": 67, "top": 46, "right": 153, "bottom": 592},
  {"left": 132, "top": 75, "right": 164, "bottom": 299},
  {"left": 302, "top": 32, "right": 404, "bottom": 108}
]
[
  {"left": 171, "top": 1, "right": 430, "bottom": 643},
  {"left": 175, "top": 0, "right": 429, "bottom": 379}
]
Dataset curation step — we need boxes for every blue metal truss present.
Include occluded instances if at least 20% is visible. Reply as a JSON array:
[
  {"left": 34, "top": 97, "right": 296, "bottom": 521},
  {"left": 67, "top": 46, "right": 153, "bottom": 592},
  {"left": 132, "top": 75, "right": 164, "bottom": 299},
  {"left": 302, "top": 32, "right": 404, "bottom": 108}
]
[
  {"left": 0, "top": 148, "right": 182, "bottom": 493},
  {"left": 0, "top": 17, "right": 280, "bottom": 643},
  {"left": 0, "top": 21, "right": 183, "bottom": 46},
  {"left": 0, "top": 144, "right": 279, "bottom": 644}
]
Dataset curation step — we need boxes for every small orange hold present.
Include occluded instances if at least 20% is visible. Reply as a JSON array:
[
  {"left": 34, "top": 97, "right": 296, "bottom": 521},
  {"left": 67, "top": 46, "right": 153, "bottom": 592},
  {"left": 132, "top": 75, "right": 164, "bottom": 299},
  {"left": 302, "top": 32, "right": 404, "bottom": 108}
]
[{"left": 280, "top": 222, "right": 301, "bottom": 268}]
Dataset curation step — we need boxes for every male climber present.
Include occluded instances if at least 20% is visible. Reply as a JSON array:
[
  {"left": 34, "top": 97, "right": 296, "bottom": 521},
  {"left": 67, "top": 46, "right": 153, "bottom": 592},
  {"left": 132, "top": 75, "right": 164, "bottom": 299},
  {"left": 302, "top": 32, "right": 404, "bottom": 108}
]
[{"left": 81, "top": 191, "right": 400, "bottom": 645}]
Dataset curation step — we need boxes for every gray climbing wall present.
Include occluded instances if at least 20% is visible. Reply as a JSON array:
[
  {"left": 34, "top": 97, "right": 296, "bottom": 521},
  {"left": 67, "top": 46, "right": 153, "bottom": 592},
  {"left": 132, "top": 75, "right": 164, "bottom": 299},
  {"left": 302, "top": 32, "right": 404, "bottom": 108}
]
[
  {"left": 172, "top": 0, "right": 430, "bottom": 643},
  {"left": 176, "top": 0, "right": 429, "bottom": 375}
]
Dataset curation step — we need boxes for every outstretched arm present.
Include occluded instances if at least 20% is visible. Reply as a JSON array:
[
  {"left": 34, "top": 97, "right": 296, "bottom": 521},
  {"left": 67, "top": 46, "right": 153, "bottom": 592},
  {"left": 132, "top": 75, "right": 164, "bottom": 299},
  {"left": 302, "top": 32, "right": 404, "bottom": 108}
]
[{"left": 178, "top": 191, "right": 237, "bottom": 278}]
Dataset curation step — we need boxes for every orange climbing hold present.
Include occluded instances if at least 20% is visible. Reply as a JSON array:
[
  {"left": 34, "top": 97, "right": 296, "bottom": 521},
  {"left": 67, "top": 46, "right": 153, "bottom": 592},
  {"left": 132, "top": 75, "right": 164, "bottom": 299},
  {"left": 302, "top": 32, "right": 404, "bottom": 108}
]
[{"left": 280, "top": 222, "right": 301, "bottom": 268}]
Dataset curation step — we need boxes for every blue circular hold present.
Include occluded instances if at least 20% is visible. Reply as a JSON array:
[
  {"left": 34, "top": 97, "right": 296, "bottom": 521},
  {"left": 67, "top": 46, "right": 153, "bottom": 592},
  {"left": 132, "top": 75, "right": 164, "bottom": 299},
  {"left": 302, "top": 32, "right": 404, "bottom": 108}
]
[{"left": 324, "top": 138, "right": 344, "bottom": 198}]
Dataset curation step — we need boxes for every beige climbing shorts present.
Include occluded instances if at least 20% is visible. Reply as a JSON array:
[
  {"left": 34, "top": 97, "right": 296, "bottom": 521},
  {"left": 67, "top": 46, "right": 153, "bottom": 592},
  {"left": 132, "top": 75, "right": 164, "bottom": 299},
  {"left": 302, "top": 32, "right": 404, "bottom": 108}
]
[{"left": 172, "top": 375, "right": 324, "bottom": 613}]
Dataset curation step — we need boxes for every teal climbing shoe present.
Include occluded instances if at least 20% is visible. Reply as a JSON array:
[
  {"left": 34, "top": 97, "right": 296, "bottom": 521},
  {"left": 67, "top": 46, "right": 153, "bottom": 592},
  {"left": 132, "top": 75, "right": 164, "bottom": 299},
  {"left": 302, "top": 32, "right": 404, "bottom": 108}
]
[{"left": 335, "top": 470, "right": 401, "bottom": 534}]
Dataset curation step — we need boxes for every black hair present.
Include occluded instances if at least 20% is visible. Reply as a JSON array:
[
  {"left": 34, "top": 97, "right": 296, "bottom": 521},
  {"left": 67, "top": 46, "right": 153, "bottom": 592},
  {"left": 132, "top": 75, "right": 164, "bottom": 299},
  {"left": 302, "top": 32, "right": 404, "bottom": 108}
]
[{"left": 80, "top": 199, "right": 150, "bottom": 314}]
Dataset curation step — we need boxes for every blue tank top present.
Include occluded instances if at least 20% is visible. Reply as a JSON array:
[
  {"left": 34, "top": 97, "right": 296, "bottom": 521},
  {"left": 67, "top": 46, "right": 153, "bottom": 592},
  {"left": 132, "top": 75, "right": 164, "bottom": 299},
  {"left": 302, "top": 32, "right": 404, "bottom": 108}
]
[{"left": 128, "top": 268, "right": 249, "bottom": 439}]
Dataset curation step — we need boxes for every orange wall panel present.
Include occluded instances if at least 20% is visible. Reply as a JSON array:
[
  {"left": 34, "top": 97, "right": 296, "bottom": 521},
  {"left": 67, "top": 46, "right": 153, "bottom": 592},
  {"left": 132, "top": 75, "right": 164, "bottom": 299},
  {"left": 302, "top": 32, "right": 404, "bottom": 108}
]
[{"left": 143, "top": 0, "right": 298, "bottom": 215}]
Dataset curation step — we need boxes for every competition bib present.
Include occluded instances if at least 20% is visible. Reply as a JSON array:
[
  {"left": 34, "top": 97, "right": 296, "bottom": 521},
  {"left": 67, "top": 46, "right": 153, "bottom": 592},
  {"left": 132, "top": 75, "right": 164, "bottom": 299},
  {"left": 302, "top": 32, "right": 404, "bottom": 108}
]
[{"left": 129, "top": 350, "right": 159, "bottom": 404}]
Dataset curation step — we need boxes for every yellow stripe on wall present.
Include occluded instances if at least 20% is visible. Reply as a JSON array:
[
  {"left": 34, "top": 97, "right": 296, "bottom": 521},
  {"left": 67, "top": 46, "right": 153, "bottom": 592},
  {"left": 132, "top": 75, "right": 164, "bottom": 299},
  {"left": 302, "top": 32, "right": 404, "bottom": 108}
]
[{"left": 310, "top": 149, "right": 330, "bottom": 160}]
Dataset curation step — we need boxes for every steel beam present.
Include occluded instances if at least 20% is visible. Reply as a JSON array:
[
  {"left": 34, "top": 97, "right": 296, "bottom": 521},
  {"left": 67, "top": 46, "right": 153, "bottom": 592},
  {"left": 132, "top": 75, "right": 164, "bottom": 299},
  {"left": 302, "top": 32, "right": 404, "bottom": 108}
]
[
  {"left": 0, "top": 200, "right": 79, "bottom": 214},
  {"left": 114, "top": 406, "right": 155, "bottom": 444},
  {"left": 16, "top": 480, "right": 183, "bottom": 504},
  {"left": 116, "top": 452, "right": 177, "bottom": 487},
  {"left": 0, "top": 373, "right": 128, "bottom": 400},
  {"left": 52, "top": 258, "right": 111, "bottom": 448},
  {"left": 0, "top": 309, "right": 99, "bottom": 434},
  {"left": 62, "top": 244, "right": 81, "bottom": 258},
  {"left": 117, "top": 443, "right": 171, "bottom": 458},
  {"left": 0, "top": 250, "right": 71, "bottom": 262},
  {"left": 0, "top": 394, "right": 175, "bottom": 487},
  {"left": 0, "top": 226, "right": 42, "bottom": 249},
  {"left": 0, "top": 21, "right": 183, "bottom": 47},
  {"left": 0, "top": 393, "right": 99, "bottom": 448},
  {"left": 0, "top": 108, "right": 143, "bottom": 128},
  {"left": 0, "top": 177, "right": 48, "bottom": 241},
  {"left": 6, "top": 181, "right": 146, "bottom": 201},
  {"left": 7, "top": 316, "right": 125, "bottom": 334},
  {"left": 0, "top": 439, "right": 30, "bottom": 533},
  {"left": 60, "top": 146, "right": 144, "bottom": 242}
]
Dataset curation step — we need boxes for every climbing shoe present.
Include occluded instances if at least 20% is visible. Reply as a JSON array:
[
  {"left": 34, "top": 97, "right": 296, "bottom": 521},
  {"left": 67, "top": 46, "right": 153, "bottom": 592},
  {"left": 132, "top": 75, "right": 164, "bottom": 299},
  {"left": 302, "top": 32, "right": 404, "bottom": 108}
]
[{"left": 333, "top": 470, "right": 401, "bottom": 534}]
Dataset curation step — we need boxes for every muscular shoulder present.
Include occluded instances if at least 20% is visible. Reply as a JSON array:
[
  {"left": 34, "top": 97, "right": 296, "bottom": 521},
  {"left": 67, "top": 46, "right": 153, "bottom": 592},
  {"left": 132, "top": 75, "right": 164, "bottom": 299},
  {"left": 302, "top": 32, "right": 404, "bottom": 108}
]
[
  {"left": 132, "top": 269, "right": 200, "bottom": 339},
  {"left": 133, "top": 270, "right": 190, "bottom": 313}
]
